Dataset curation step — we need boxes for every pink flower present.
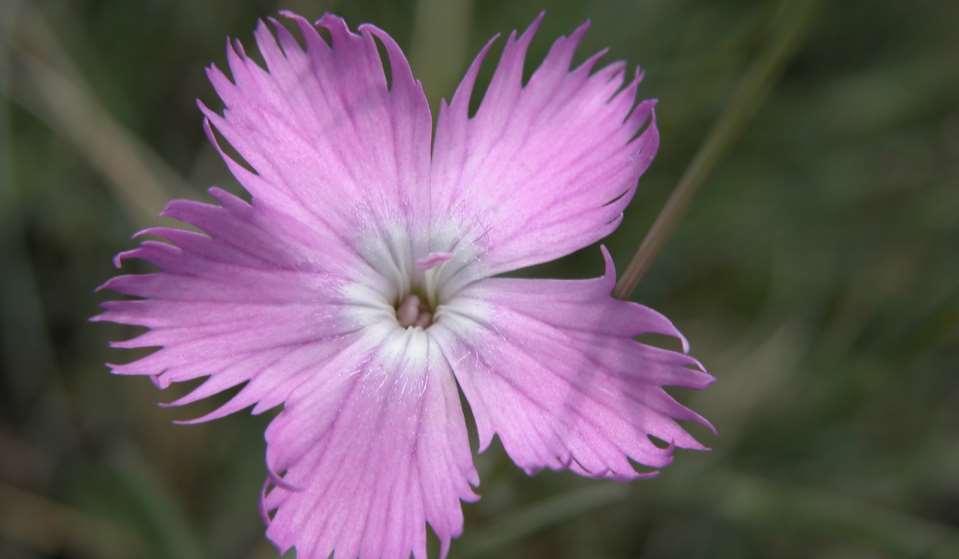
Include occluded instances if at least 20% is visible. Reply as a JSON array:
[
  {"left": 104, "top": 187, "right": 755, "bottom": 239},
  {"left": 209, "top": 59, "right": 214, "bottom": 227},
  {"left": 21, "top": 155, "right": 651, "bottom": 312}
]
[{"left": 96, "top": 11, "right": 714, "bottom": 559}]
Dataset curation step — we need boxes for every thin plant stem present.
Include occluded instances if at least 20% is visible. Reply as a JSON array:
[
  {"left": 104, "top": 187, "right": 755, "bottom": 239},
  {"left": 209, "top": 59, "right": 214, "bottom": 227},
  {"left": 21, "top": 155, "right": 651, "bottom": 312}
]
[{"left": 614, "top": 0, "right": 820, "bottom": 299}]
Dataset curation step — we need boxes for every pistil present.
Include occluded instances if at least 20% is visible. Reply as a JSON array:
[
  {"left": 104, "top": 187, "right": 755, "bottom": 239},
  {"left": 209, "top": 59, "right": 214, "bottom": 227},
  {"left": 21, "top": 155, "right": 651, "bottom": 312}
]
[{"left": 395, "top": 294, "right": 433, "bottom": 328}]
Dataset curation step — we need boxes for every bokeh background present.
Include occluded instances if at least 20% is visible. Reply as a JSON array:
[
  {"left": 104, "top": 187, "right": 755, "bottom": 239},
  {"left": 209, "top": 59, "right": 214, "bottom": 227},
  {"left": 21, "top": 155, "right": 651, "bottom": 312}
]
[{"left": 2, "top": 0, "right": 957, "bottom": 557}]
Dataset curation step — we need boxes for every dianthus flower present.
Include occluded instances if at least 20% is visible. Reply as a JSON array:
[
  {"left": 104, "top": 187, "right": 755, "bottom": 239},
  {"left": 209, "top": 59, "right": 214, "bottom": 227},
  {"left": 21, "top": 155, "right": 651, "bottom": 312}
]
[{"left": 96, "top": 11, "right": 714, "bottom": 559}]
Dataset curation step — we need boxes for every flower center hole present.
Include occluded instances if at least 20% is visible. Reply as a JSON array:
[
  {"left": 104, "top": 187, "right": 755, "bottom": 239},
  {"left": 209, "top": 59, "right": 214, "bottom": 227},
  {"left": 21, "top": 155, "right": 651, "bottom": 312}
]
[{"left": 395, "top": 292, "right": 435, "bottom": 328}]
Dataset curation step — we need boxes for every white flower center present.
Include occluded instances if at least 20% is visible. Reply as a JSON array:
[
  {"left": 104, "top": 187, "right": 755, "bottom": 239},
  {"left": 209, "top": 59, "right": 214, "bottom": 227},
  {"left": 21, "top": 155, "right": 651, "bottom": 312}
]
[{"left": 341, "top": 223, "right": 490, "bottom": 337}]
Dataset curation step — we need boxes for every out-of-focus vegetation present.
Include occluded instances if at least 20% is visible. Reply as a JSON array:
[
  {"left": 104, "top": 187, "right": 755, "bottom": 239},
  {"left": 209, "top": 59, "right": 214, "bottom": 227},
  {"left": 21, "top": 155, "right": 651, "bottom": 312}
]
[{"left": 1, "top": 0, "right": 957, "bottom": 557}]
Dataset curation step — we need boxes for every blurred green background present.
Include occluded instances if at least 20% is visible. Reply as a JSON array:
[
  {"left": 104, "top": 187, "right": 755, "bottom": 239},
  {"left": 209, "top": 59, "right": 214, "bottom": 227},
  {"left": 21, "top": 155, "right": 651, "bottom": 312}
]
[{"left": 1, "top": 0, "right": 957, "bottom": 557}]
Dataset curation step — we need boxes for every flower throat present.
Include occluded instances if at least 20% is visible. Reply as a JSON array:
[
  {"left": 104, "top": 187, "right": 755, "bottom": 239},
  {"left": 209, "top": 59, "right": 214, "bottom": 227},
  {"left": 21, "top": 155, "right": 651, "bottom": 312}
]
[{"left": 394, "top": 290, "right": 435, "bottom": 328}]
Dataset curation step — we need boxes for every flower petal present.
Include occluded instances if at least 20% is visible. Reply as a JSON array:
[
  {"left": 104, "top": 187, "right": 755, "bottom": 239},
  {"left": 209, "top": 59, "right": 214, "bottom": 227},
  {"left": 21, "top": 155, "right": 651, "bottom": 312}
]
[
  {"left": 95, "top": 188, "right": 396, "bottom": 420},
  {"left": 262, "top": 326, "right": 478, "bottom": 559},
  {"left": 201, "top": 13, "right": 433, "bottom": 283},
  {"left": 430, "top": 15, "right": 659, "bottom": 291},
  {"left": 431, "top": 247, "right": 713, "bottom": 480}
]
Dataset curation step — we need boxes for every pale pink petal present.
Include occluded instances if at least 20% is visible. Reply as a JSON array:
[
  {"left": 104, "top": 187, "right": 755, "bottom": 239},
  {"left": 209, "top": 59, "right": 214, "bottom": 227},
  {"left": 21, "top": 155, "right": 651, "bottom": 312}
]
[
  {"left": 94, "top": 188, "right": 396, "bottom": 421},
  {"left": 262, "top": 327, "right": 478, "bottom": 559},
  {"left": 430, "top": 15, "right": 659, "bottom": 291},
  {"left": 430, "top": 247, "right": 713, "bottom": 480},
  {"left": 201, "top": 13, "right": 433, "bottom": 279}
]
